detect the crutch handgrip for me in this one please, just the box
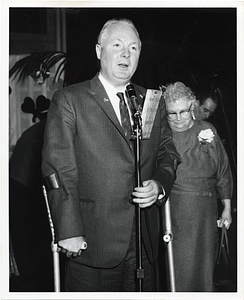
[51,241,59,253]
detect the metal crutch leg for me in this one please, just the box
[42,185,60,292]
[163,197,175,292]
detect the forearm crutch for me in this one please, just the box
[163,197,175,292]
[42,185,61,292]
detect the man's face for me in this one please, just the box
[195,97,217,120]
[96,22,141,88]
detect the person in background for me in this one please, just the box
[41,18,180,292]
[9,107,53,291]
[194,89,218,120]
[163,82,232,291]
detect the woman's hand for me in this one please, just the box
[218,199,232,229]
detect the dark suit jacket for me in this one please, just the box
[42,74,180,268]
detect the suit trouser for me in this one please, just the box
[64,218,157,292]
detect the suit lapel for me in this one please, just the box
[90,75,129,141]
[90,75,147,149]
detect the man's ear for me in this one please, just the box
[194,99,200,108]
[95,44,101,60]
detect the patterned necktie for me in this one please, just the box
[117,92,131,138]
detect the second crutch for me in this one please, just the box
[162,197,175,292]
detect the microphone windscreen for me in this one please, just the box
[126,84,137,100]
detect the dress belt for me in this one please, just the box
[171,189,215,197]
[171,178,216,197]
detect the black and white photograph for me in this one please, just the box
[1,1,243,299]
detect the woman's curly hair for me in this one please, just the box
[163,82,196,103]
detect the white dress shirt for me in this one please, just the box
[98,73,133,125]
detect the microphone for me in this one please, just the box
[126,84,142,114]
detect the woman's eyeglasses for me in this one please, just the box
[167,103,193,120]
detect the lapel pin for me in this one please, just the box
[103,98,109,102]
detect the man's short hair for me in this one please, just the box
[196,88,219,106]
[97,18,141,46]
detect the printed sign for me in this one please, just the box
[141,89,162,139]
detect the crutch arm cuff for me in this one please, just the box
[43,173,60,192]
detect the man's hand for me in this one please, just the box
[57,236,87,258]
[132,180,162,208]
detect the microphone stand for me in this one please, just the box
[131,108,144,292]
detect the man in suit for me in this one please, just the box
[42,18,180,292]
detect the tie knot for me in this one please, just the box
[116,92,125,102]
[117,92,131,137]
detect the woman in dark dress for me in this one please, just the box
[163,82,233,292]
